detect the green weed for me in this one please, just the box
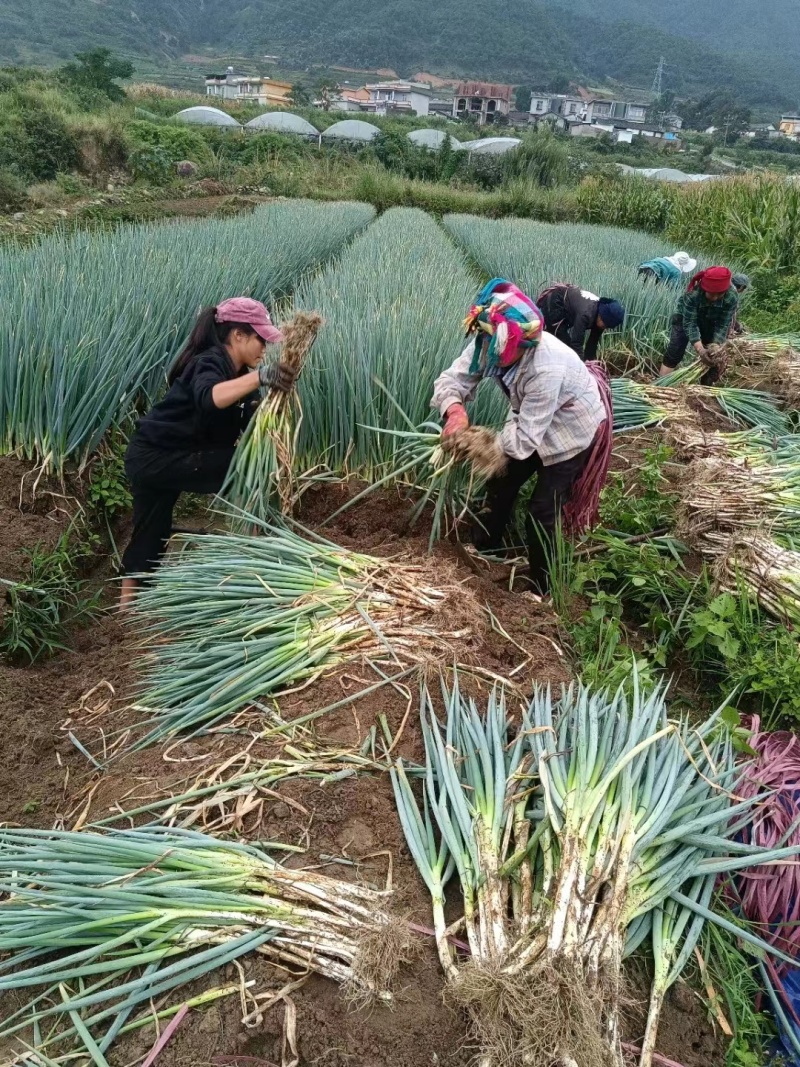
[0,526,101,664]
[88,433,131,517]
[701,919,775,1067]
[600,442,678,535]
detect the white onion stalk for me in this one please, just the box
[393,671,800,1067]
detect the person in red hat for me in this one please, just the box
[119,297,295,606]
[658,266,738,383]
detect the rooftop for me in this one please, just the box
[455,81,513,102]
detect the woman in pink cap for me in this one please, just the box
[119,297,294,605]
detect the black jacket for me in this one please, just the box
[133,347,259,452]
[538,285,602,362]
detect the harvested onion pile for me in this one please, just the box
[391,674,800,1067]
[131,523,479,748]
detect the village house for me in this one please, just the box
[362,81,432,117]
[529,91,648,125]
[453,81,513,126]
[779,114,800,138]
[205,68,293,108]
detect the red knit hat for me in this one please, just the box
[688,266,732,294]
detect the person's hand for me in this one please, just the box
[442,403,469,437]
[259,360,297,393]
[693,341,707,358]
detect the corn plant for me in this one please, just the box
[0,200,374,472]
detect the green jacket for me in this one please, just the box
[677,287,738,345]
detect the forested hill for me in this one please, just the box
[0,0,797,109]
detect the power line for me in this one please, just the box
[651,56,665,97]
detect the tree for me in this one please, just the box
[315,78,336,111]
[679,91,751,137]
[547,74,572,95]
[290,81,313,107]
[59,48,134,102]
[515,85,532,112]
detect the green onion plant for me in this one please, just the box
[0,201,373,472]
[391,671,800,1067]
[0,825,399,1060]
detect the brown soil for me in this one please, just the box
[0,458,726,1067]
[0,455,77,581]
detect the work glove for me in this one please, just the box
[442,403,469,437]
[259,360,297,393]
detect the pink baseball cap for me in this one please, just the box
[215,297,283,344]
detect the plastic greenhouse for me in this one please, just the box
[175,107,242,128]
[245,113,320,137]
[407,129,464,151]
[465,137,521,156]
[321,120,381,143]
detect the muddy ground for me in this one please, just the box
[0,454,727,1067]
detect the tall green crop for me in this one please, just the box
[0,200,374,472]
[443,213,707,362]
[293,207,503,478]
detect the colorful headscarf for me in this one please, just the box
[464,278,544,374]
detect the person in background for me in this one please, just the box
[638,251,697,286]
[729,273,751,336]
[536,283,626,362]
[119,297,296,607]
[658,266,739,384]
[431,278,613,594]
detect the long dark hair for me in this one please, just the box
[167,306,256,386]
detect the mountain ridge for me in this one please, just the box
[0,0,797,109]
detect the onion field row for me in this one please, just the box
[443,214,708,361]
[0,200,374,472]
[293,206,503,477]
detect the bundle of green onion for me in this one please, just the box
[708,385,789,434]
[666,425,800,467]
[727,335,800,400]
[677,454,800,546]
[0,825,402,1061]
[221,311,323,529]
[742,333,800,354]
[611,377,789,436]
[392,673,800,1067]
[610,377,673,432]
[131,523,474,748]
[326,420,500,548]
[709,533,800,627]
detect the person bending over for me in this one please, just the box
[119,297,295,606]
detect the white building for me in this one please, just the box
[362,81,431,117]
[204,67,293,108]
[529,91,647,125]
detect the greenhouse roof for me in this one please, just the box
[619,165,722,183]
[407,129,464,151]
[175,106,242,128]
[465,137,521,156]
[245,112,319,136]
[321,120,381,142]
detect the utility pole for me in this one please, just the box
[651,56,665,97]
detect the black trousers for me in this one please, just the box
[473,445,593,593]
[121,438,234,575]
[662,314,719,384]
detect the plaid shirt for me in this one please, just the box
[678,287,738,345]
[432,333,605,466]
